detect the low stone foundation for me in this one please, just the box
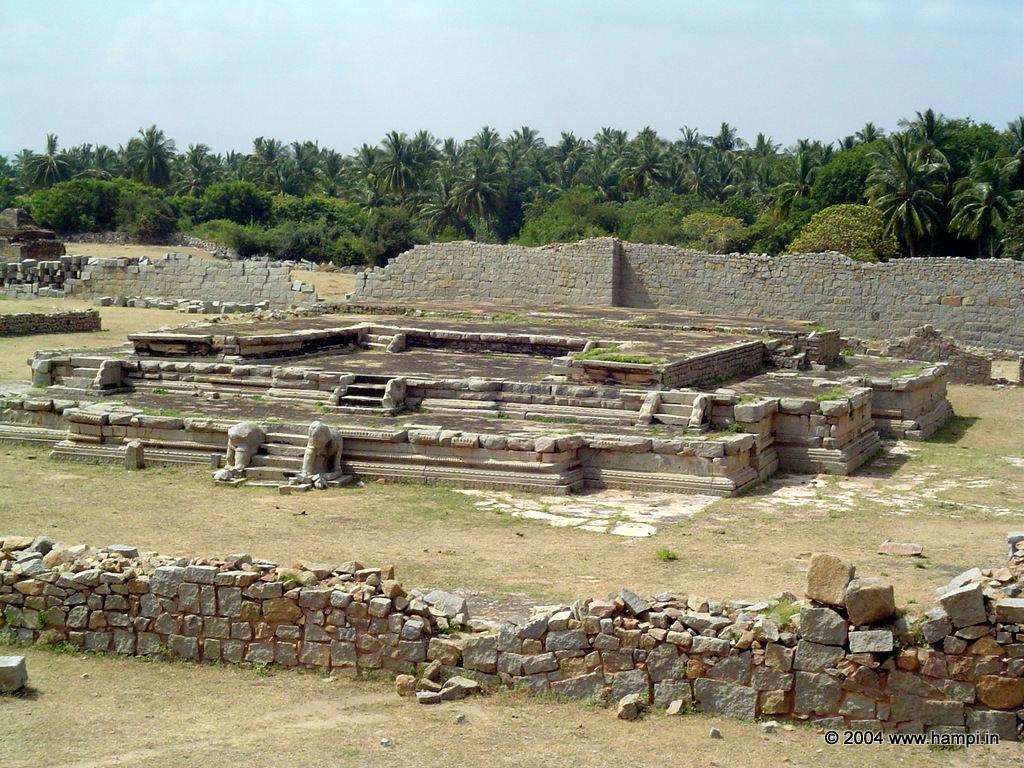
[0,310,100,337]
[2,537,1021,740]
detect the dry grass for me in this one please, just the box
[2,645,1014,768]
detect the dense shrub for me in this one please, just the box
[789,204,899,262]
[198,182,272,225]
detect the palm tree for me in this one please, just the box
[290,141,322,195]
[677,126,703,152]
[551,132,590,189]
[451,151,505,239]
[771,151,820,220]
[377,131,421,197]
[750,133,780,157]
[616,127,667,199]
[1004,117,1024,153]
[709,122,745,151]
[21,134,73,190]
[123,125,176,187]
[172,144,222,197]
[855,122,885,145]
[950,157,1023,257]
[866,133,947,257]
[318,150,348,197]
[899,109,950,165]
[246,137,289,190]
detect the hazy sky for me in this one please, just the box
[1,0,1021,158]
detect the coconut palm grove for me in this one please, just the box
[3,109,1023,265]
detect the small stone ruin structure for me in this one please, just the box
[0,208,65,262]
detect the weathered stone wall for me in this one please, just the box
[64,254,317,308]
[352,239,617,306]
[2,538,1021,740]
[0,310,100,336]
[2,254,317,308]
[618,244,1024,352]
[349,239,1024,351]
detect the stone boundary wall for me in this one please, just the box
[619,244,1024,353]
[1,538,1021,740]
[348,239,1024,352]
[2,254,316,308]
[0,310,100,336]
[352,238,617,306]
[64,254,317,308]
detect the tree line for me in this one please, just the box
[2,109,1022,265]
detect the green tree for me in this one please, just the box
[616,128,668,199]
[123,125,176,187]
[771,151,819,220]
[866,134,947,257]
[949,158,1022,258]
[679,212,746,253]
[21,134,73,190]
[789,204,899,261]
[172,144,222,198]
[1001,198,1024,259]
[199,181,272,225]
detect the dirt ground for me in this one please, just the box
[62,243,216,260]
[3,646,1014,768]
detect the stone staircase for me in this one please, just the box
[243,431,306,486]
[323,373,393,414]
[363,332,399,351]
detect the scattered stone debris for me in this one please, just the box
[878,540,924,557]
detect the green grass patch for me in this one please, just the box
[574,347,662,365]
[814,387,846,402]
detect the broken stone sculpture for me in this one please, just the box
[295,420,344,489]
[688,394,711,430]
[382,377,407,412]
[93,359,123,390]
[213,421,265,482]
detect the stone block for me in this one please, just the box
[844,578,895,626]
[0,656,27,693]
[799,606,848,646]
[694,678,757,720]
[653,680,692,708]
[939,583,987,629]
[966,709,1019,741]
[848,629,894,654]
[549,671,604,700]
[993,598,1024,624]
[805,553,855,607]
[976,675,1024,710]
[794,671,842,715]
[793,640,844,672]
[610,669,650,700]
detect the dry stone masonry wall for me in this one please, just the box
[2,253,317,308]
[353,238,618,306]
[349,239,1024,352]
[2,538,1022,740]
[0,310,100,336]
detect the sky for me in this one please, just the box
[1,0,1021,159]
